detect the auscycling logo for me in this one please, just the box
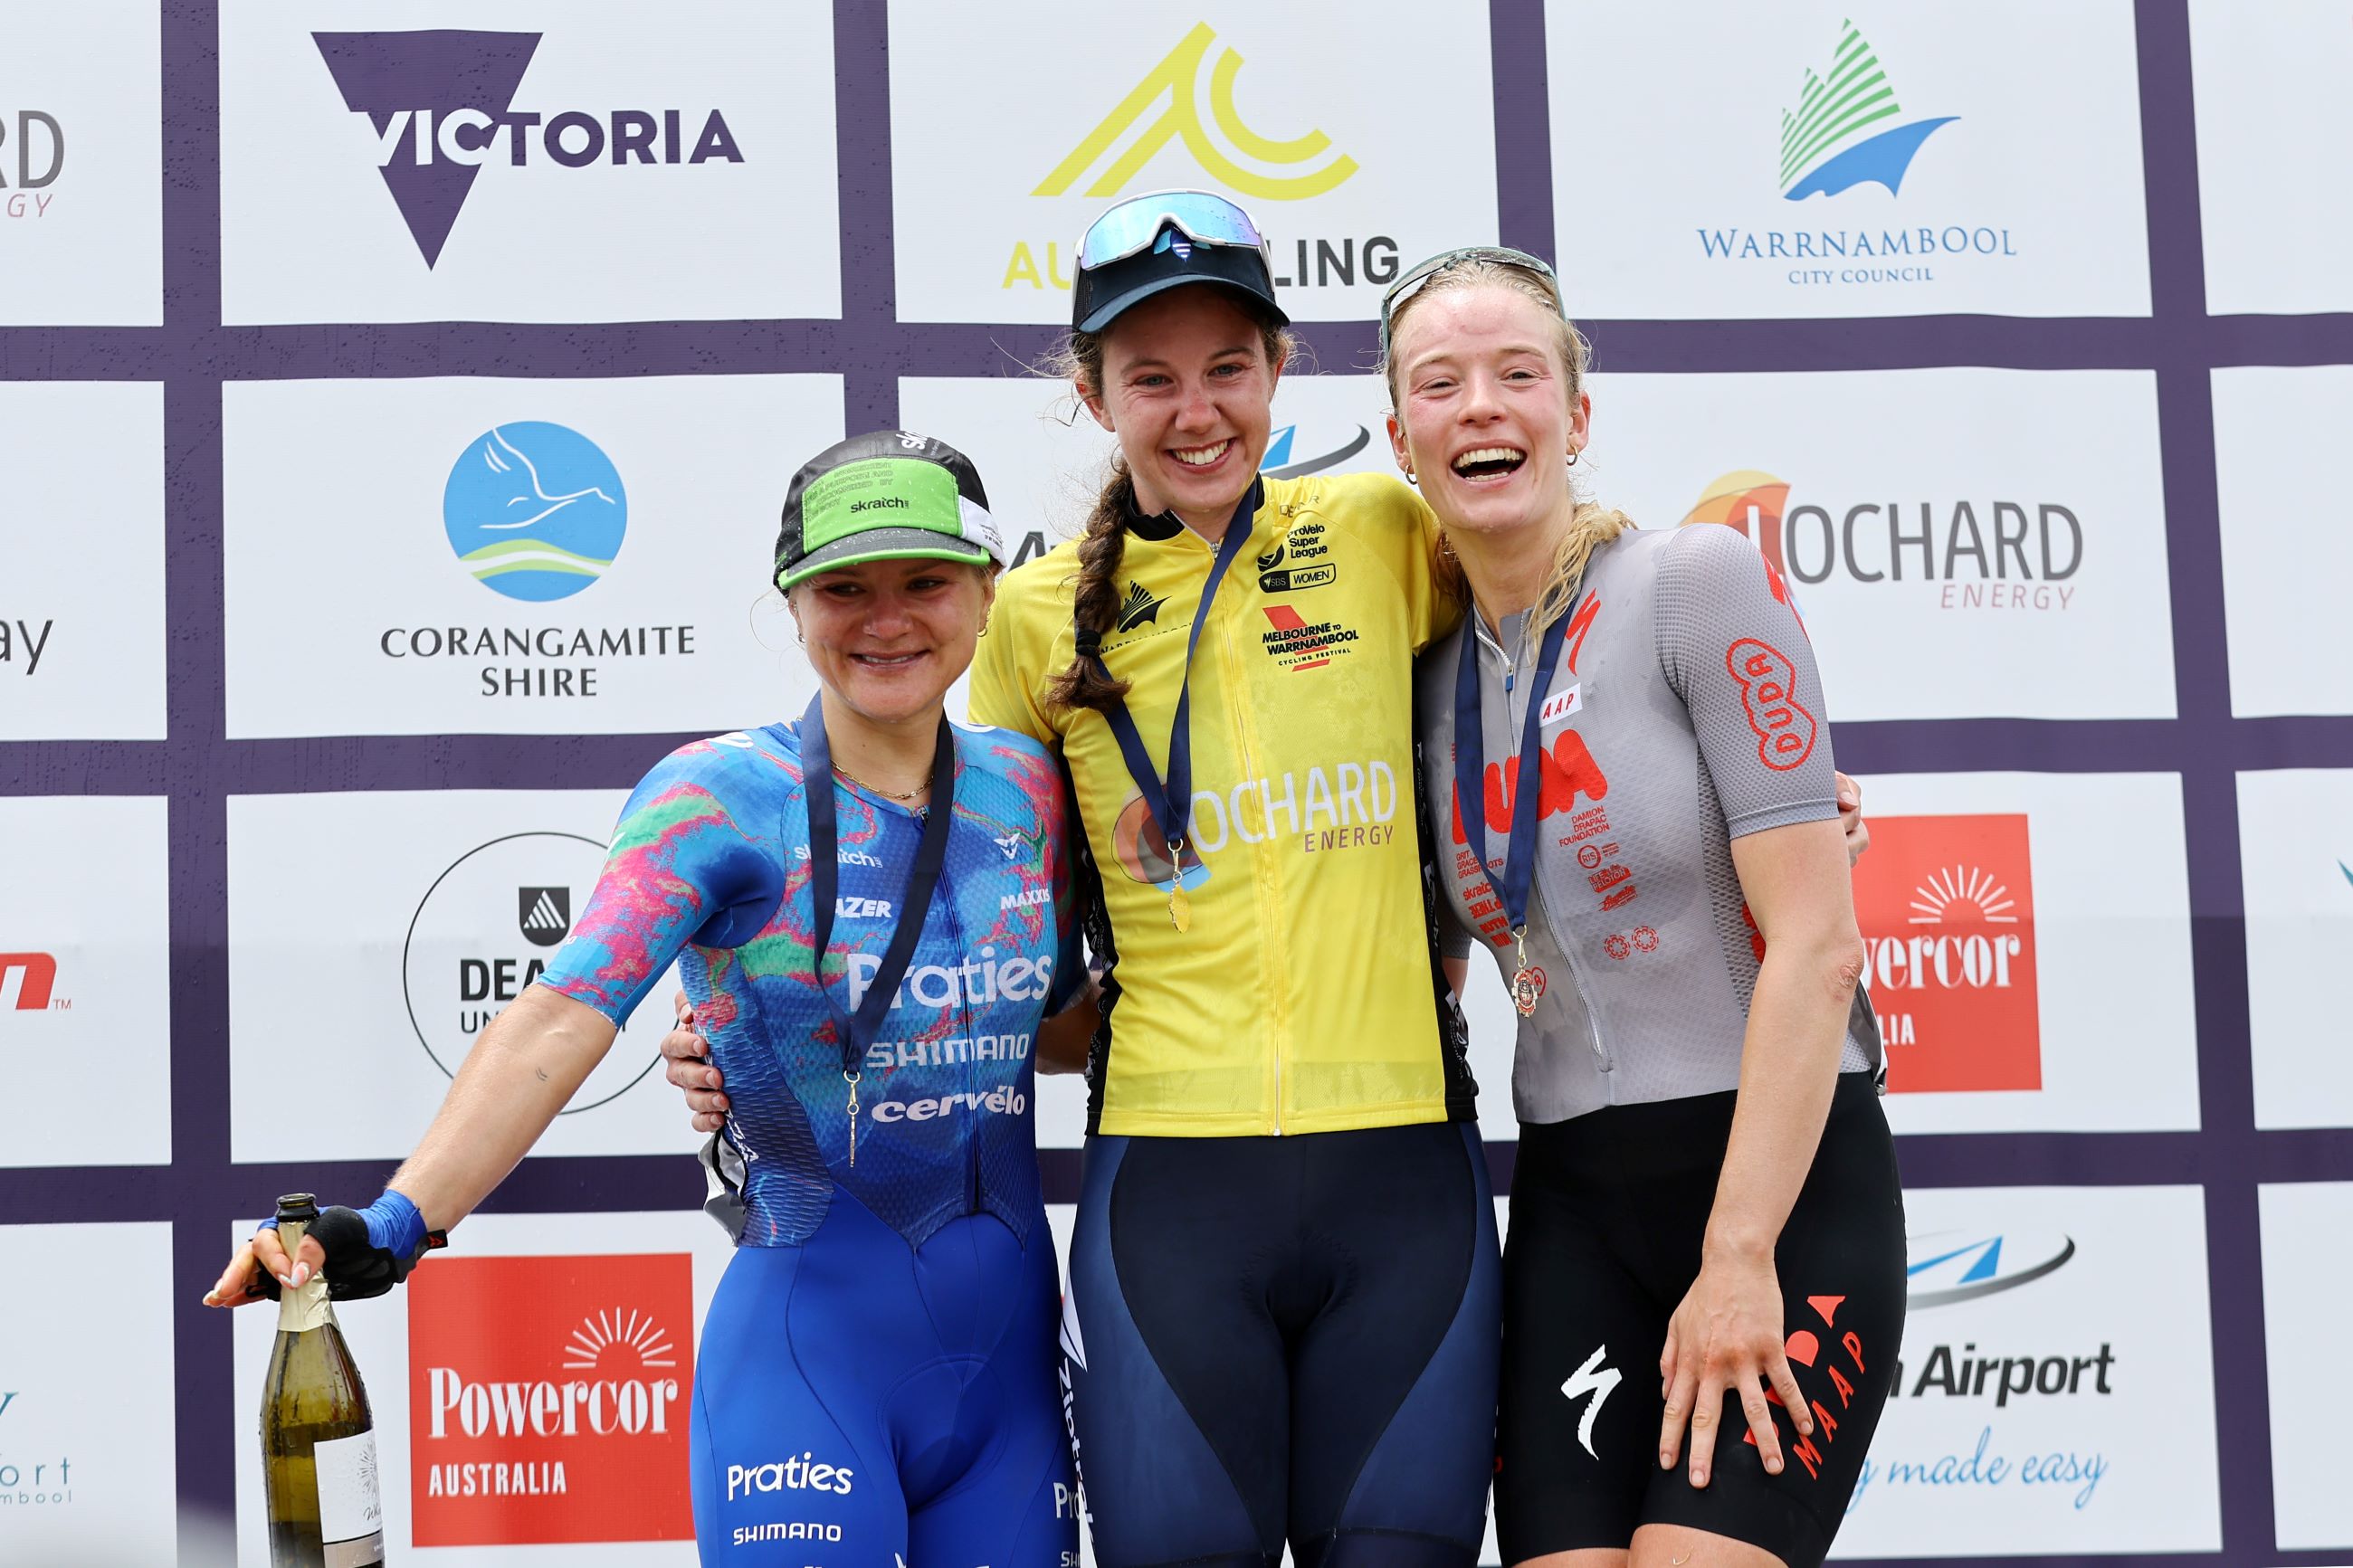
[312,30,746,268]
[1698,18,2015,290]
[1005,24,1397,298]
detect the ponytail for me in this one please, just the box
[1045,458,1138,714]
[1532,501,1637,634]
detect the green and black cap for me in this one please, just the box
[774,430,1005,592]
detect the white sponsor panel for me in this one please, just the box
[0,0,160,324]
[2260,1182,2353,1549]
[231,1210,736,1566]
[2235,769,2353,1128]
[0,797,171,1166]
[1550,1,2150,318]
[898,375,1535,1148]
[1839,1185,2218,1555]
[2212,367,2353,717]
[1586,367,2175,720]
[888,1,1496,323]
[227,789,697,1162]
[222,375,835,737]
[2190,3,2353,314]
[0,1223,176,1564]
[1853,773,2197,1134]
[0,383,165,739]
[219,1,839,324]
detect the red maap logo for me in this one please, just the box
[0,953,59,1011]
[311,31,746,267]
[408,1252,694,1545]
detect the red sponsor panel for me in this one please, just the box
[1853,814,2041,1092]
[0,952,58,1011]
[408,1252,695,1545]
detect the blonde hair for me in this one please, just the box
[1380,258,1635,632]
[1043,305,1295,713]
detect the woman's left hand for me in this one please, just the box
[1657,1246,1812,1487]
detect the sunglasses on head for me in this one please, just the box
[1377,245,1567,362]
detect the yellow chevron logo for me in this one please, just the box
[1037,24,1358,203]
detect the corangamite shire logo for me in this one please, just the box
[3,109,65,220]
[1681,470,2085,615]
[1853,814,2041,1093]
[312,31,746,268]
[1007,24,1396,299]
[1779,19,1956,202]
[410,1253,693,1545]
[443,423,627,603]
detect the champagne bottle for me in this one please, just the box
[261,1193,386,1567]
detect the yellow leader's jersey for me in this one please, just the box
[969,471,1474,1137]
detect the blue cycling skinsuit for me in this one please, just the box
[540,717,1082,1565]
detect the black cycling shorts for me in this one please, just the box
[1062,1122,1502,1567]
[1496,1072,1905,1568]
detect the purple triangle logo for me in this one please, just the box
[312,30,541,268]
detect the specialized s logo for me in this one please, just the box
[1560,1345,1619,1459]
[1036,24,1356,201]
[1725,639,1817,770]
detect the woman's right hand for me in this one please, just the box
[662,991,730,1134]
[204,1226,325,1308]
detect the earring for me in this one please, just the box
[1566,449,1580,467]
[1405,467,1418,486]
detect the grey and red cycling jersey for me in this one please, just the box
[1415,522,1881,1125]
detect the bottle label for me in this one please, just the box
[314,1428,386,1563]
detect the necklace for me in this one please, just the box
[832,762,927,803]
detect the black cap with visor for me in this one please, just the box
[1071,189,1288,335]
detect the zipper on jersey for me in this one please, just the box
[1221,527,1283,1135]
[941,885,982,1215]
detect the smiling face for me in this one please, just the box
[786,557,996,727]
[1385,283,1591,546]
[1082,285,1284,529]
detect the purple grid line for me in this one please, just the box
[0,0,2344,1560]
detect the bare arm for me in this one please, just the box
[1658,814,1865,1486]
[1035,979,1101,1075]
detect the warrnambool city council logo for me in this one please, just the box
[443,423,627,603]
[1779,19,1956,201]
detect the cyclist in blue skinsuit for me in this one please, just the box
[208,432,1086,1567]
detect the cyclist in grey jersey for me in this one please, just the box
[1415,520,1882,1124]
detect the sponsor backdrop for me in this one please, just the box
[0,2,2347,1564]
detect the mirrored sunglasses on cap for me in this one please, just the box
[1378,244,1566,361]
[1076,188,1272,271]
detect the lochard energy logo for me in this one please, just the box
[1681,470,2085,615]
[410,1253,693,1545]
[1005,24,1399,299]
[1,109,65,221]
[311,31,746,269]
[1852,815,2042,1093]
[1698,18,2017,292]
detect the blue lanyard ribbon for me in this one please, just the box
[1452,595,1581,946]
[800,689,957,1088]
[1084,480,1262,860]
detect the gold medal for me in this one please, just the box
[1168,881,1192,933]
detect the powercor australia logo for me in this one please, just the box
[402,832,662,1114]
[0,952,67,1012]
[377,421,697,701]
[1852,814,2041,1092]
[1005,23,1398,297]
[1682,470,2085,615]
[0,109,65,221]
[410,1254,693,1545]
[0,1388,75,1507]
[312,30,747,269]
[1697,19,2016,291]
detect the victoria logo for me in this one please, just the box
[311,31,746,269]
[443,423,627,603]
[1778,19,1956,201]
[1037,24,1354,202]
[403,833,658,1112]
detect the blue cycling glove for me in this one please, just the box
[256,1189,445,1302]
